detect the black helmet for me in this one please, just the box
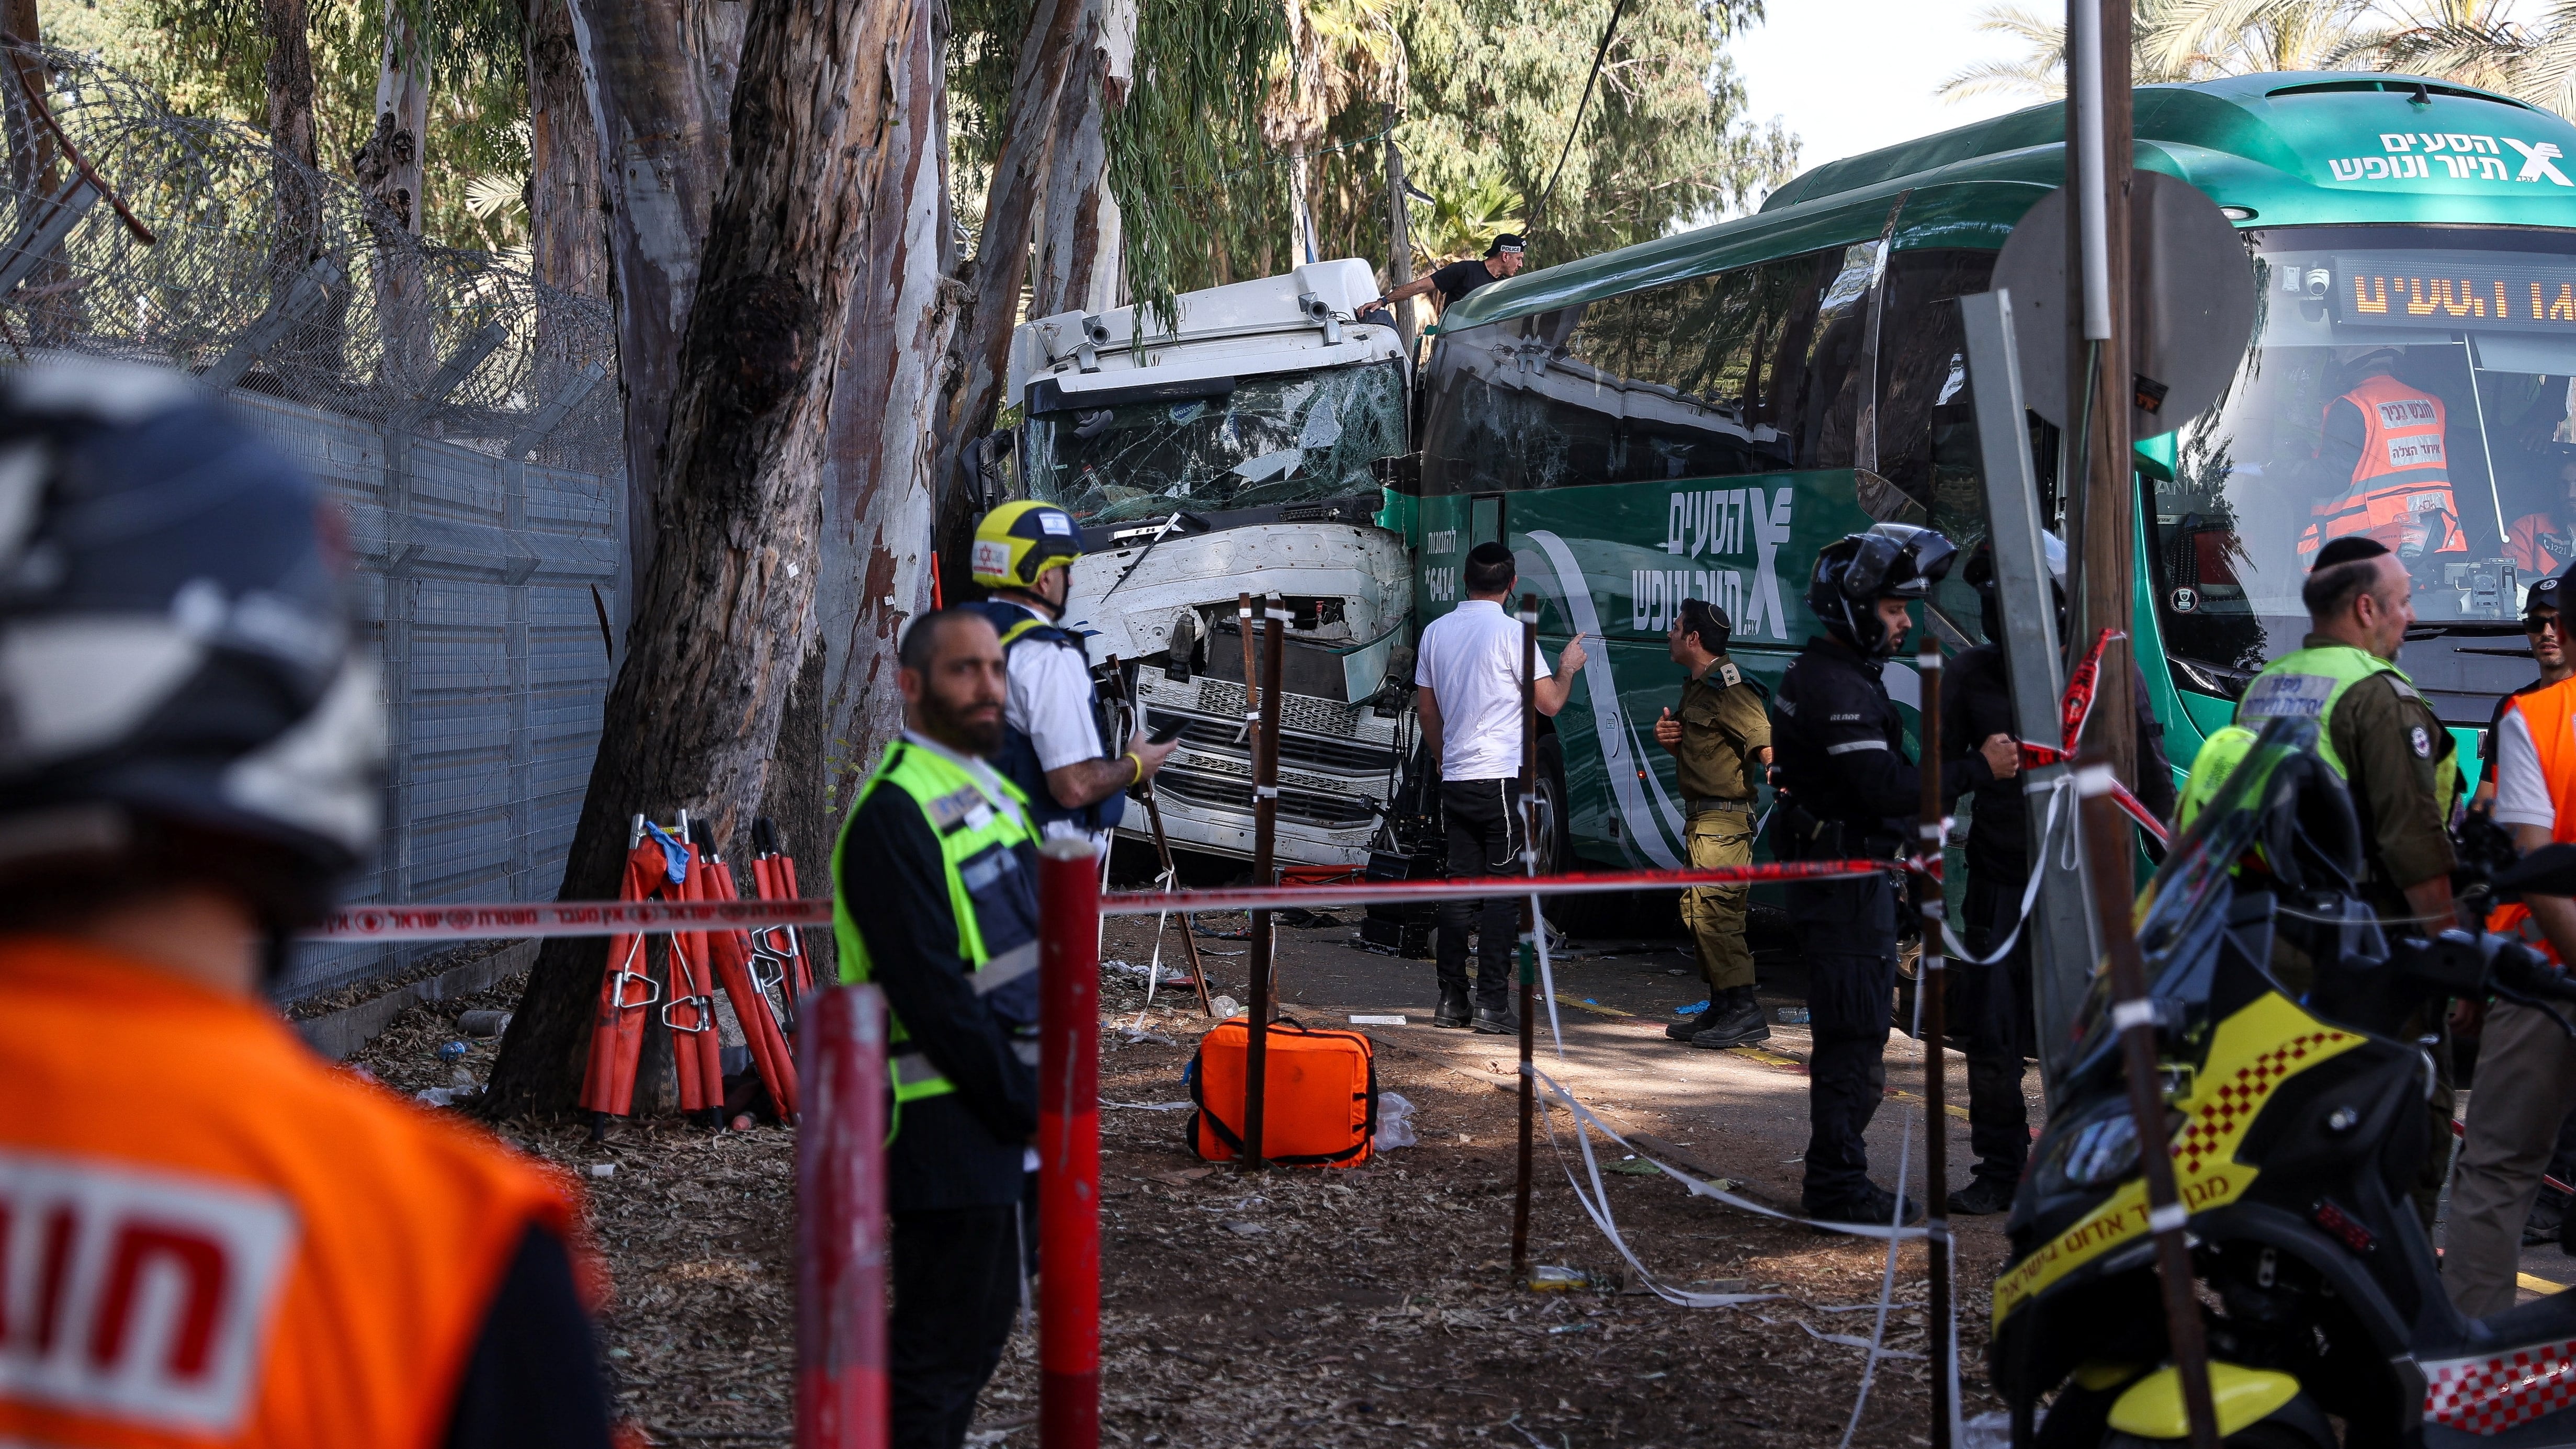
[1805,524,1958,658]
[1961,530,2067,640]
[0,360,382,942]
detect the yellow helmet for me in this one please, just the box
[971,500,1086,590]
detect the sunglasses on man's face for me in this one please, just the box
[2530,613,2564,636]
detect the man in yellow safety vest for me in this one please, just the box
[833,607,1044,1449]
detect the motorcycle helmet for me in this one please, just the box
[971,499,1087,591]
[1804,523,1958,658]
[0,359,384,949]
[1961,530,2069,641]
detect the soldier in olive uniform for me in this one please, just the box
[1654,598,1775,1048]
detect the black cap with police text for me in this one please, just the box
[1486,233,1525,257]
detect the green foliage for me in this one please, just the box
[1106,0,1289,326]
[114,0,528,248]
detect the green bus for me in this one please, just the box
[1410,71,2576,870]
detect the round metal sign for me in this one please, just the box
[1991,171,2258,437]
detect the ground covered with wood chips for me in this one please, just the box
[342,914,2007,1447]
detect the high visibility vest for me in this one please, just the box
[2507,510,2574,578]
[0,939,582,1449]
[2176,643,2457,829]
[961,599,1126,835]
[2488,677,2576,962]
[2297,374,2465,561]
[832,735,1043,1109]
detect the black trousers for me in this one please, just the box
[891,1205,1023,1449]
[1959,861,2036,1188]
[1788,868,1899,1213]
[1438,778,1526,1008]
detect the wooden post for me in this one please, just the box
[1241,596,1285,1170]
[2065,0,2137,784]
[2078,760,2219,1449]
[1382,100,1416,360]
[1510,592,1539,1274]
[1916,634,1952,1449]
[794,985,887,1449]
[1035,840,1102,1449]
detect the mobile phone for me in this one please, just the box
[1146,718,1187,745]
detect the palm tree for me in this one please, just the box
[1938,4,2069,102]
[1260,0,1400,267]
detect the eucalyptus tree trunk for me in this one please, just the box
[486,0,925,1117]
[262,0,320,259]
[353,1,429,391]
[563,0,745,622]
[1032,0,1135,318]
[812,0,958,819]
[525,0,605,301]
[930,0,1084,580]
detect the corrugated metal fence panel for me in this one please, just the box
[231,392,623,1001]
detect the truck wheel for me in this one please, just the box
[1535,733,1573,876]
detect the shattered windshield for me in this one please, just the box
[1025,361,1408,526]
[2155,225,2576,670]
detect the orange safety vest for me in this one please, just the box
[0,939,586,1449]
[2298,374,2467,561]
[2489,678,2576,963]
[2508,510,2574,578]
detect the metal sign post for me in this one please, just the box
[1959,288,2099,1101]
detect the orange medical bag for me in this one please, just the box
[1187,1016,1378,1167]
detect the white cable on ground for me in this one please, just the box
[1935,772,2071,967]
[1533,895,1565,1060]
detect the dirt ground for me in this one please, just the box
[342,908,2039,1447]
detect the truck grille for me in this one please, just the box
[1145,709,1397,776]
[1153,767,1380,832]
[1194,678,1364,738]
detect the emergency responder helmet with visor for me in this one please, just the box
[972,500,1087,591]
[1805,523,1958,657]
[0,359,385,947]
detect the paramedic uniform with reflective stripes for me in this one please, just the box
[2180,636,2461,1228]
[963,598,1125,844]
[0,938,607,1449]
[834,731,1042,1449]
[1769,632,1996,1219]
[2300,372,2465,563]
[2450,675,2576,1316]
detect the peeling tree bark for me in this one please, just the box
[261,0,320,266]
[563,0,744,628]
[352,1,429,389]
[1031,0,1134,318]
[486,0,931,1117]
[525,0,605,302]
[930,0,1084,580]
[814,0,959,817]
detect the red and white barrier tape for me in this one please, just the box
[307,860,1889,940]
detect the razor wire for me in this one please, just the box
[0,44,622,476]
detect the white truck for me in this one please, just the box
[1004,258,1416,868]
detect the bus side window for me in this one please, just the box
[1469,495,1504,550]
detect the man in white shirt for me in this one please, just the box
[2449,573,2576,1314]
[1414,541,1588,1032]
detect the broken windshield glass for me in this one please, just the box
[1025,361,1408,526]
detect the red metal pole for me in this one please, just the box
[796,984,888,1449]
[1038,838,1102,1449]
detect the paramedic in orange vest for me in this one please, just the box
[0,363,611,1448]
[2449,563,2576,1316]
[2300,350,2466,568]
[2505,446,2576,579]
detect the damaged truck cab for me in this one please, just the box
[1009,259,1419,866]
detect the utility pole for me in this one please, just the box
[1382,101,1416,360]
[2064,0,2138,786]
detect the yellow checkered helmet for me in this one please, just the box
[971,500,1087,590]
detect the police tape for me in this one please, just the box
[304,861,1893,939]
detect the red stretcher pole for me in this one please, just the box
[691,820,803,1120]
[581,823,669,1140]
[796,983,888,1449]
[1037,838,1101,1449]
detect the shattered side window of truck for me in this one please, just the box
[1025,360,1408,526]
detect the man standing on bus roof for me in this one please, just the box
[1770,525,2018,1226]
[2297,349,2466,570]
[965,501,1178,849]
[1652,598,1773,1049]
[1363,234,1526,319]
[1415,541,1587,1033]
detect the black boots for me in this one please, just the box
[1666,998,1720,1040]
[1688,987,1770,1049]
[1432,983,1472,1029]
[1949,1176,2017,1216]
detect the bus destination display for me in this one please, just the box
[2333,251,2576,333]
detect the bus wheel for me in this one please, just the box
[1535,733,1573,875]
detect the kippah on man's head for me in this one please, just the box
[2310,536,2390,571]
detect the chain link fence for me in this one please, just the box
[0,47,629,999]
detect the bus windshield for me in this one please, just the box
[2153,225,2576,674]
[1025,360,1408,526]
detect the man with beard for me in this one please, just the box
[834,608,1044,1449]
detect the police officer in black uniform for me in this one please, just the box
[1771,524,2019,1224]
[1942,536,2174,1215]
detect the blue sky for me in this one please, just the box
[1728,0,2042,182]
